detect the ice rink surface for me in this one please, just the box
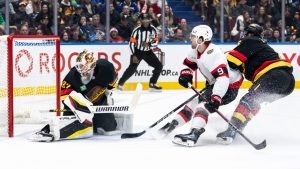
[1,89,300,169]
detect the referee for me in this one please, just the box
[117,13,163,91]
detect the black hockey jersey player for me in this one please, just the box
[61,59,117,105]
[226,36,293,82]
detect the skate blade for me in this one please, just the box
[216,137,233,145]
[172,137,195,147]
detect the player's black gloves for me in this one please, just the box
[178,68,193,88]
[204,95,221,113]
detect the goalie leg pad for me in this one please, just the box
[30,115,93,141]
[115,113,133,133]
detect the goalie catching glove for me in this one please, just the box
[179,68,193,88]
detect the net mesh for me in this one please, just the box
[0,36,59,136]
[0,36,9,136]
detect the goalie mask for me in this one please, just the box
[75,50,96,81]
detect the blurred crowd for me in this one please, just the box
[0,0,300,43]
[196,0,300,42]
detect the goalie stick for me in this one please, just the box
[121,88,206,139]
[45,83,143,115]
[190,85,267,150]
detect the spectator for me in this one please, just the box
[231,11,252,41]
[269,29,280,42]
[78,15,93,41]
[232,0,253,18]
[117,0,139,14]
[109,2,120,27]
[203,0,217,32]
[11,1,32,26]
[254,6,271,26]
[149,0,168,15]
[26,0,41,19]
[116,14,133,41]
[148,6,159,27]
[109,27,125,43]
[69,25,83,42]
[157,16,175,41]
[92,0,105,14]
[164,5,177,27]
[35,27,44,35]
[71,4,83,26]
[60,0,74,26]
[292,12,300,38]
[168,28,187,42]
[90,14,106,41]
[38,15,53,35]
[9,26,17,35]
[82,0,97,19]
[61,29,70,42]
[17,24,29,35]
[120,5,136,26]
[263,20,273,41]
[35,1,52,27]
[178,18,191,41]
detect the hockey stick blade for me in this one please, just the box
[254,139,267,150]
[121,130,146,139]
[121,89,205,139]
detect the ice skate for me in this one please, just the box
[216,127,237,145]
[216,117,246,145]
[149,83,162,92]
[158,120,179,137]
[172,128,205,147]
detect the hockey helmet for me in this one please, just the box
[190,25,213,42]
[244,23,264,37]
[75,49,96,77]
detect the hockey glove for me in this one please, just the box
[178,68,193,88]
[204,95,221,113]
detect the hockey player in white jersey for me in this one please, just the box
[162,25,243,147]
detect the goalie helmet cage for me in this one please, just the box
[0,35,61,137]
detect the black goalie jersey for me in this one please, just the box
[60,59,118,105]
[227,36,293,82]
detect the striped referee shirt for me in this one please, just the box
[129,25,159,55]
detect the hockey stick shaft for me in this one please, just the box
[47,105,131,114]
[190,85,266,150]
[121,88,205,139]
[46,83,143,115]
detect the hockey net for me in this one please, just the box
[0,35,60,137]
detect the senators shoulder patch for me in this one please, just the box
[207,49,214,54]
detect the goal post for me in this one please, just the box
[0,35,61,137]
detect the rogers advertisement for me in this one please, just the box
[11,43,300,89]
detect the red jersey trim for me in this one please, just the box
[229,50,248,62]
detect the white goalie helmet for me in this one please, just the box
[75,49,96,77]
[190,25,213,41]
